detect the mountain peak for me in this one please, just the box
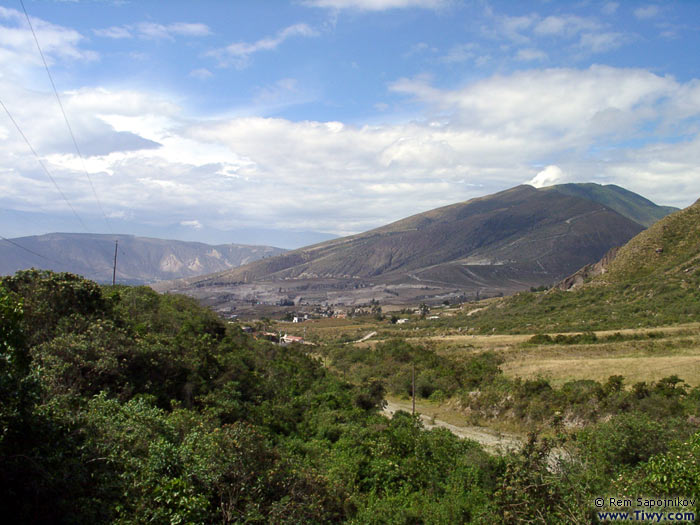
[539,182,677,227]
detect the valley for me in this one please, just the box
[3,192,700,522]
[4,1,700,520]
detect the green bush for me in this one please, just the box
[577,413,680,475]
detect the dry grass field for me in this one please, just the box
[501,354,700,387]
[418,323,700,388]
[272,317,386,343]
[279,316,700,388]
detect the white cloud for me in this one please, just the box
[405,42,431,57]
[137,22,211,39]
[578,31,630,53]
[302,0,447,10]
[441,43,477,64]
[602,3,619,15]
[390,66,677,146]
[528,165,566,188]
[534,15,598,37]
[93,26,131,39]
[634,5,660,20]
[498,14,538,42]
[189,68,213,80]
[253,78,298,104]
[3,65,700,236]
[0,6,97,75]
[491,9,633,58]
[207,23,317,68]
[515,48,547,62]
[180,219,203,229]
[94,22,211,41]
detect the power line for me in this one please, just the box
[19,0,114,235]
[0,235,61,265]
[0,97,91,233]
[0,234,122,283]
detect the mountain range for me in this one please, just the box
[0,233,286,285]
[0,208,336,250]
[153,183,677,314]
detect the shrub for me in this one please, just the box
[577,413,678,475]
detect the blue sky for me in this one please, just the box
[2,0,700,246]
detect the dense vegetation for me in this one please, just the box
[2,269,699,523]
[0,270,499,523]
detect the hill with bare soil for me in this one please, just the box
[154,183,674,313]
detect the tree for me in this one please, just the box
[419,303,429,318]
[0,284,32,446]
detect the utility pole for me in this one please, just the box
[112,239,118,286]
[412,363,416,416]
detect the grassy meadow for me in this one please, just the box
[275,311,700,388]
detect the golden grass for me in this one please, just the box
[501,354,700,387]
[497,328,700,388]
[412,324,700,387]
[284,316,700,387]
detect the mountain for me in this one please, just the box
[0,233,286,285]
[155,183,675,313]
[466,196,700,333]
[589,196,700,284]
[540,183,678,227]
[0,208,337,249]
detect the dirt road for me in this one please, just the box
[382,400,522,454]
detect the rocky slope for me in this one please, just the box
[154,183,674,311]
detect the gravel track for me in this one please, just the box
[382,400,522,454]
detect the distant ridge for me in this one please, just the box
[0,233,286,284]
[155,182,675,312]
[541,183,678,227]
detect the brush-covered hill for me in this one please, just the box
[156,183,674,311]
[0,233,285,285]
[466,197,700,333]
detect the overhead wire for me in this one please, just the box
[0,97,91,233]
[0,235,62,265]
[0,234,122,283]
[0,2,120,283]
[19,0,114,235]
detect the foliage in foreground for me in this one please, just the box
[2,269,700,524]
[0,270,499,523]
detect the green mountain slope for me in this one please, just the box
[467,198,700,333]
[595,197,700,282]
[541,183,678,227]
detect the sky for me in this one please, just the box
[1,0,700,248]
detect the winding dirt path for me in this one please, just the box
[355,331,377,343]
[382,400,522,454]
